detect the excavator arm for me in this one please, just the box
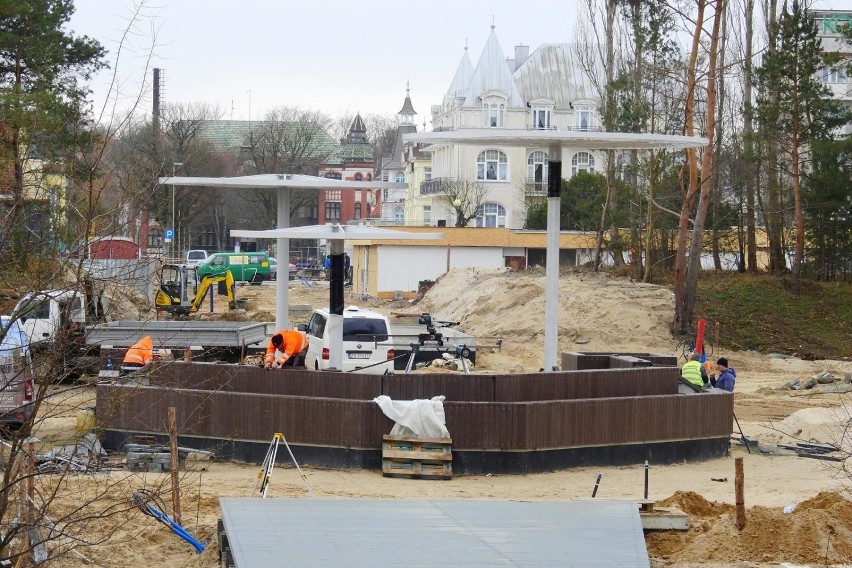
[190,271,237,312]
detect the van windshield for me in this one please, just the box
[343,318,389,342]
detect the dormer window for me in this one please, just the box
[576,106,594,131]
[531,107,552,129]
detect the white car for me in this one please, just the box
[301,306,394,374]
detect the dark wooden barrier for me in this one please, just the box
[97,358,732,474]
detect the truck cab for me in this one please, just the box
[13,290,102,348]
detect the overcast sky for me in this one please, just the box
[69,0,849,128]
[69,0,582,127]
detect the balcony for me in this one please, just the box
[420,177,454,195]
[525,177,548,196]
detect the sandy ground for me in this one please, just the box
[26,269,852,567]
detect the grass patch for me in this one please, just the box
[695,273,852,360]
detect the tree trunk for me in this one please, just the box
[594,0,618,271]
[683,0,724,328]
[744,0,758,271]
[672,0,707,336]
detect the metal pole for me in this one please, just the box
[275,187,291,330]
[592,473,602,498]
[643,460,649,500]
[328,234,345,371]
[168,407,182,525]
[544,150,562,372]
[171,163,183,262]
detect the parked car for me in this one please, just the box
[299,306,394,374]
[185,250,210,266]
[0,316,34,429]
[268,257,278,280]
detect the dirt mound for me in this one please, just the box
[647,491,852,565]
[413,268,677,368]
[657,490,733,517]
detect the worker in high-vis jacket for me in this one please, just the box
[680,352,708,388]
[264,330,309,368]
[122,335,154,372]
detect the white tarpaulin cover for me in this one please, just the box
[373,395,450,439]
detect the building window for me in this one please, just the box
[577,106,593,130]
[424,167,432,181]
[326,190,341,200]
[571,152,595,175]
[325,202,341,221]
[532,107,552,129]
[393,207,404,225]
[367,173,372,181]
[482,103,505,127]
[526,151,549,182]
[395,171,405,183]
[476,149,508,181]
[822,65,847,84]
[354,173,363,181]
[324,171,341,179]
[354,203,361,219]
[148,229,163,248]
[475,202,506,228]
[423,205,431,225]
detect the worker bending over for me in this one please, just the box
[265,330,309,368]
[122,335,154,373]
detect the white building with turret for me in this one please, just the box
[420,26,603,229]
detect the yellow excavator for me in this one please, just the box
[155,263,237,316]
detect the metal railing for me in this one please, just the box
[420,177,454,195]
[525,177,549,195]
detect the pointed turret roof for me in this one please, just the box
[445,46,473,103]
[398,82,417,116]
[462,27,523,108]
[350,113,367,134]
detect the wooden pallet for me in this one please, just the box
[382,435,453,479]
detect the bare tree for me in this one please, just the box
[435,179,488,227]
[243,106,335,228]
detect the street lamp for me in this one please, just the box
[452,199,461,226]
[171,162,183,259]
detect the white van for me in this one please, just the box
[185,250,210,266]
[300,306,394,374]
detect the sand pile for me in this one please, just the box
[648,491,852,564]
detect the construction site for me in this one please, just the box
[11,267,850,567]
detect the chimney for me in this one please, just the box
[514,45,530,70]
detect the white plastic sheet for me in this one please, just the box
[372,395,450,439]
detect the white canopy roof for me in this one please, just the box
[158,173,406,190]
[404,129,707,151]
[231,224,441,241]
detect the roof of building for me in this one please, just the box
[462,28,524,108]
[398,94,417,116]
[195,120,338,158]
[381,123,417,172]
[445,47,474,104]
[324,114,375,165]
[513,43,599,106]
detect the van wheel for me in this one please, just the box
[250,273,263,286]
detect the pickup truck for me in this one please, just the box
[0,316,34,429]
[13,287,270,380]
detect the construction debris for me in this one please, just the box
[778,370,852,393]
[36,432,108,473]
[125,442,213,473]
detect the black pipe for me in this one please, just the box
[330,253,344,316]
[591,473,602,498]
[643,460,649,500]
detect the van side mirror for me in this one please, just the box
[297,323,308,332]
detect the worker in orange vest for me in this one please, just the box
[264,330,309,368]
[122,335,154,372]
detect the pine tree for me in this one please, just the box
[0,0,105,255]
[755,0,849,292]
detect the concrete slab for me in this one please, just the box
[219,497,651,567]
